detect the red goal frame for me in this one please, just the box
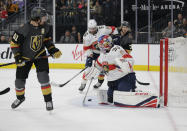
[160,38,168,106]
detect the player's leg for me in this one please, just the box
[93,53,104,89]
[35,58,53,111]
[117,73,137,92]
[79,53,100,91]
[107,81,118,103]
[79,67,92,91]
[11,62,33,109]
[114,73,159,107]
[93,71,104,89]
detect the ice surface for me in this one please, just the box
[0,69,187,131]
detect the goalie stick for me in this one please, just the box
[115,65,150,86]
[136,79,150,85]
[51,67,88,87]
[82,77,94,106]
[0,87,10,95]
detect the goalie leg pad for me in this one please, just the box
[97,89,108,104]
[113,91,160,108]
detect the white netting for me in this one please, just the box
[167,37,187,107]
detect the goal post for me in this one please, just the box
[160,37,187,107]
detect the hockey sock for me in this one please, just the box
[41,84,52,102]
[98,74,104,83]
[16,88,25,100]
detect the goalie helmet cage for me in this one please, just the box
[160,37,187,107]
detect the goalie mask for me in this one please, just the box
[98,35,113,53]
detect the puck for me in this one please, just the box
[88,99,92,101]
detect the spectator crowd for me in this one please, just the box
[0,0,186,44]
[162,13,187,38]
[0,0,24,29]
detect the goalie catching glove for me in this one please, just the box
[48,47,62,59]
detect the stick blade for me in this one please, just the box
[59,83,66,87]
[137,80,150,85]
[0,87,10,95]
[51,81,67,87]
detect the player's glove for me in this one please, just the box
[85,57,93,67]
[14,55,25,67]
[48,47,62,59]
[102,62,109,74]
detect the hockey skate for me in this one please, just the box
[93,82,102,89]
[11,97,25,109]
[46,101,53,111]
[78,84,86,92]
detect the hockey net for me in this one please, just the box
[160,37,187,107]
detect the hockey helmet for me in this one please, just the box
[88,19,97,34]
[98,35,113,53]
[121,21,130,28]
[31,7,48,21]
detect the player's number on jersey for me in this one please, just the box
[112,46,120,52]
[13,33,19,42]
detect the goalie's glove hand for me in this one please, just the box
[15,55,25,67]
[49,47,62,59]
[85,57,93,67]
[102,62,109,74]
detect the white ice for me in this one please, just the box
[0,69,187,131]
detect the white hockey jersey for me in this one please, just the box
[83,25,118,57]
[96,45,134,81]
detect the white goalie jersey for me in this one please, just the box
[83,25,118,57]
[95,45,134,81]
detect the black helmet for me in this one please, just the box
[121,21,130,28]
[31,7,47,21]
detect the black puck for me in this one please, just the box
[88,99,92,101]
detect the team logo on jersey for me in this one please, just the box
[30,35,42,52]
[92,41,99,50]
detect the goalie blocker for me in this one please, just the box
[97,89,160,108]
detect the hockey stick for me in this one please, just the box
[115,65,150,86]
[0,62,15,67]
[0,87,10,95]
[82,77,94,106]
[51,67,88,87]
[0,55,51,68]
[136,79,150,86]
